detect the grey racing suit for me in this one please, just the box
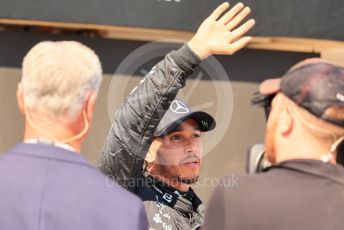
[98,44,206,230]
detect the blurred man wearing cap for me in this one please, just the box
[98,2,255,229]
[203,58,344,230]
[0,41,148,230]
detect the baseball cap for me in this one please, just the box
[259,58,344,127]
[154,99,216,137]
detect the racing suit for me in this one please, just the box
[98,44,205,230]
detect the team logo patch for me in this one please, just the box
[163,193,173,203]
[170,100,189,114]
[201,120,208,128]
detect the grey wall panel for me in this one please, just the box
[0,68,23,151]
[1,0,343,40]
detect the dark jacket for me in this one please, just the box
[0,143,148,230]
[98,44,205,229]
[203,159,344,230]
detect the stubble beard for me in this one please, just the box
[177,175,199,185]
[157,164,200,185]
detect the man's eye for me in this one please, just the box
[192,133,201,138]
[170,135,182,141]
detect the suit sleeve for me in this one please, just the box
[98,44,201,192]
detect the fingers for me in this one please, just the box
[218,2,244,24]
[225,36,252,55]
[231,19,256,41]
[226,6,251,31]
[209,2,230,21]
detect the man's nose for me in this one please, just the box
[184,140,200,155]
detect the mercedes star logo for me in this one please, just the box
[170,100,189,114]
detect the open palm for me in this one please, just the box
[188,2,255,59]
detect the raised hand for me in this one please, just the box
[188,2,255,59]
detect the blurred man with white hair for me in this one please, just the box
[0,41,148,230]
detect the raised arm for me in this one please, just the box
[99,44,202,191]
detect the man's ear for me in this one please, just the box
[16,82,25,114]
[85,91,98,123]
[279,106,294,137]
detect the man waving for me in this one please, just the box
[99,2,255,229]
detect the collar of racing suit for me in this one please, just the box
[145,174,203,214]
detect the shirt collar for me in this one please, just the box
[264,159,344,185]
[24,138,76,152]
[146,175,203,212]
